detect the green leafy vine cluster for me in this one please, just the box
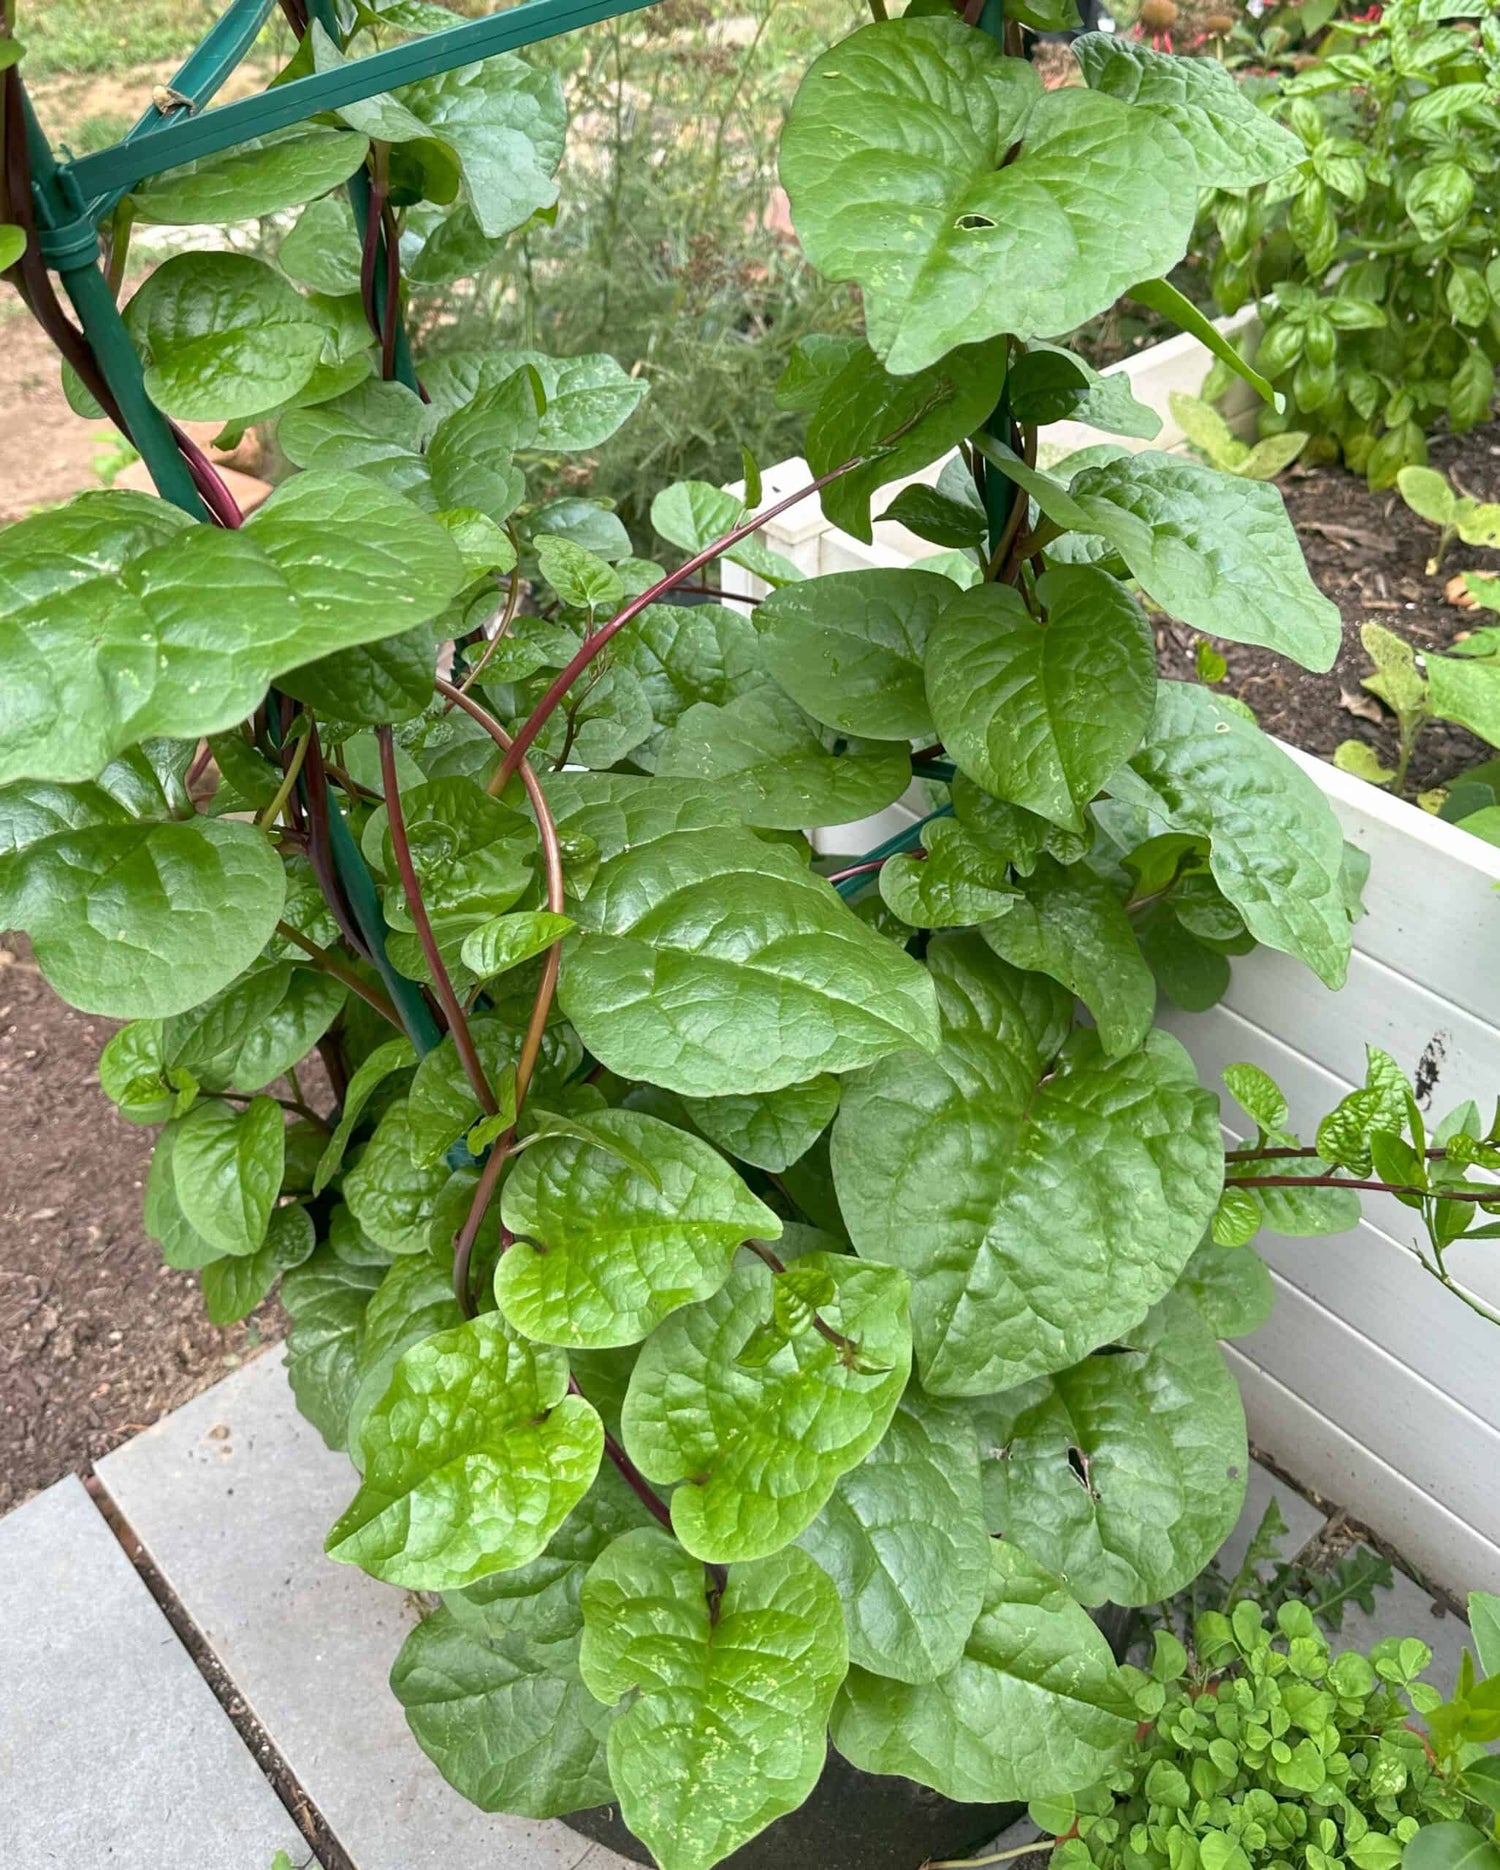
[1,4,1497,1869]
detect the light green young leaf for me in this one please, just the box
[805,338,1009,543]
[497,1109,780,1347]
[1073,33,1303,188]
[171,1096,285,1258]
[1169,391,1250,472]
[682,1076,842,1173]
[655,686,911,830]
[973,1290,1247,1606]
[123,253,337,421]
[1105,682,1352,987]
[281,1246,384,1450]
[559,827,942,1095]
[832,934,1222,1395]
[649,480,802,587]
[1428,653,1500,750]
[798,1386,989,1682]
[130,124,369,224]
[536,536,623,616]
[829,1538,1136,1800]
[985,447,1340,671]
[925,568,1156,833]
[393,56,567,238]
[1396,466,1458,529]
[7,816,285,1018]
[781,18,1195,375]
[878,816,1018,930]
[327,1311,603,1589]
[278,195,364,295]
[982,856,1156,1058]
[759,568,953,741]
[621,1253,912,1562]
[460,911,575,982]
[1222,1061,1290,1137]
[200,1203,316,1327]
[314,1037,417,1194]
[579,1530,847,1870]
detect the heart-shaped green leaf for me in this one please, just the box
[798,1386,989,1682]
[130,124,370,224]
[327,1311,603,1589]
[200,1203,316,1327]
[781,18,1195,374]
[682,1075,842,1173]
[579,1528,848,1870]
[829,1538,1135,1800]
[559,827,941,1095]
[620,1252,912,1562]
[972,1289,1247,1607]
[497,1109,780,1347]
[281,1246,385,1451]
[832,935,1223,1395]
[393,56,567,238]
[171,1095,285,1258]
[925,567,1156,832]
[423,348,648,449]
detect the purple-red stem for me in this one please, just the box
[1234,1174,1496,1201]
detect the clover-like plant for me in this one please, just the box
[3,4,1498,1869]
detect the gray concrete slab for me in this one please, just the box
[1216,1458,1330,1578]
[0,1473,311,1869]
[96,1348,627,1870]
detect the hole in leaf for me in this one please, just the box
[1066,1445,1100,1498]
[955,212,997,231]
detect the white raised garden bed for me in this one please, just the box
[722,320,1500,1601]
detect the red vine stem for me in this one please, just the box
[434,678,566,1315]
[1234,1174,1498,1202]
[376,726,496,1118]
[825,854,896,886]
[569,1376,674,1530]
[1227,1143,1454,1162]
[490,456,869,792]
[742,1238,860,1355]
[274,920,401,1028]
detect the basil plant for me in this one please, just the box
[3,5,1492,1870]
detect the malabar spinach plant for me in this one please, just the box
[1201,0,1500,487]
[3,5,1500,1870]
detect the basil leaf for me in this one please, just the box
[559,827,941,1095]
[759,568,953,741]
[682,1076,841,1173]
[657,687,910,831]
[926,567,1156,833]
[620,1252,912,1562]
[973,1290,1247,1606]
[981,856,1155,1059]
[327,1311,603,1589]
[829,1538,1135,1800]
[798,1386,989,1683]
[832,934,1222,1395]
[579,1529,847,1870]
[1106,682,1352,988]
[497,1109,780,1347]
[281,1246,385,1450]
[130,125,369,224]
[1073,34,1303,189]
[781,18,1195,374]
[171,1096,285,1258]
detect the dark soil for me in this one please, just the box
[0,938,283,1515]
[1157,426,1500,796]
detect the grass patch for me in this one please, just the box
[19,0,223,79]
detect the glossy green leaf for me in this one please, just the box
[281,1246,384,1450]
[344,1097,454,1253]
[781,18,1195,375]
[580,1529,847,1870]
[610,603,767,747]
[649,480,803,588]
[162,962,344,1096]
[1105,682,1352,988]
[539,771,743,871]
[806,338,1009,543]
[394,56,567,238]
[829,1538,1135,1799]
[345,1251,466,1465]
[536,536,623,616]
[200,1203,316,1327]
[278,195,364,295]
[798,1386,989,1682]
[879,816,1020,929]
[759,569,953,741]
[171,1096,284,1258]
[278,623,439,726]
[621,1253,912,1562]
[1073,35,1302,188]
[130,125,369,224]
[981,856,1155,1058]
[497,1109,779,1347]
[682,1076,841,1173]
[422,348,646,449]
[1174,1234,1273,1341]
[1429,653,1500,751]
[144,1122,227,1271]
[425,375,536,521]
[1006,343,1162,440]
[986,447,1339,671]
[559,827,942,1095]
[1402,1825,1500,1870]
[124,253,337,421]
[656,687,910,830]
[973,1290,1247,1606]
[327,1311,603,1589]
[378,775,535,926]
[460,910,575,982]
[10,816,284,1018]
[314,1037,417,1195]
[832,934,1222,1395]
[925,568,1156,833]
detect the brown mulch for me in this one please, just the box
[0,939,284,1516]
[1157,427,1500,796]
